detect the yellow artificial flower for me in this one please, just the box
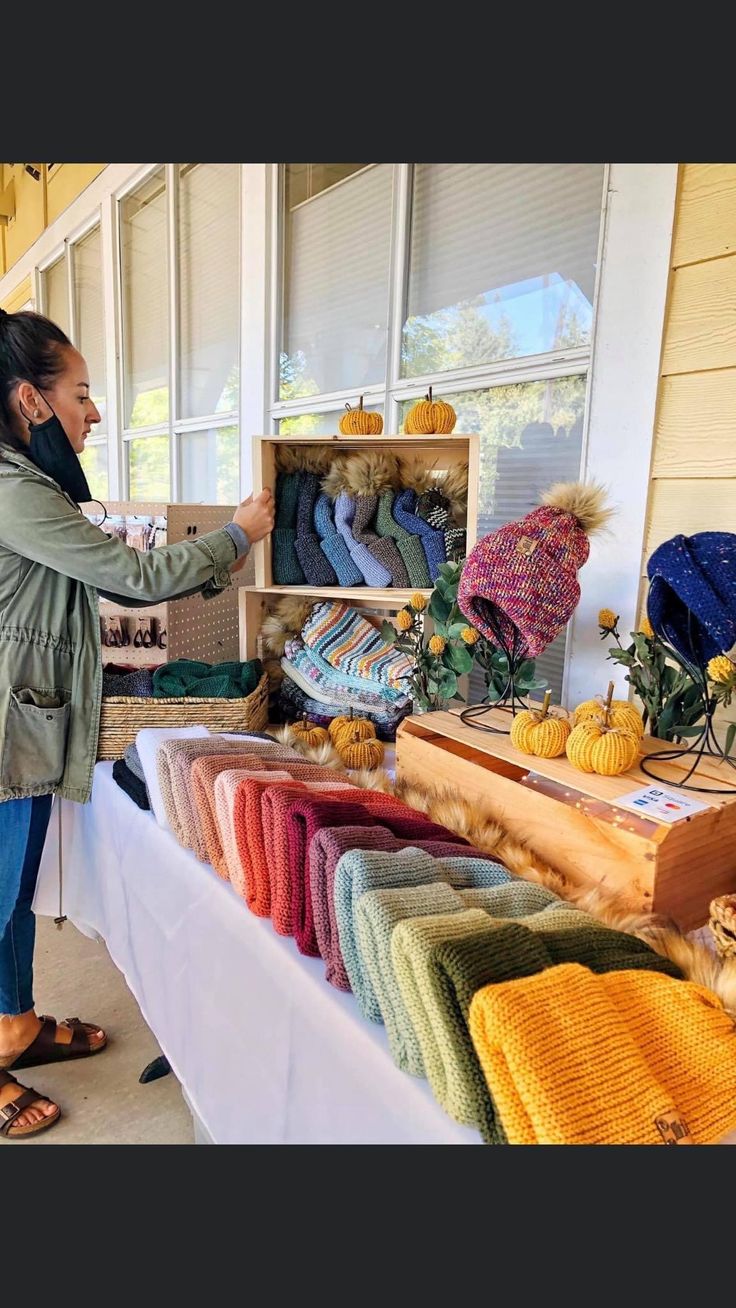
[708,655,736,684]
[598,608,618,631]
[429,634,446,655]
[460,627,480,645]
[410,591,428,612]
[396,609,413,632]
[639,616,655,639]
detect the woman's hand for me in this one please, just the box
[232,488,274,544]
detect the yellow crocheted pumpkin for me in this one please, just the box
[338,397,383,436]
[566,720,640,776]
[328,715,376,746]
[510,694,571,758]
[337,730,385,771]
[573,696,644,739]
[404,386,456,435]
[290,717,330,749]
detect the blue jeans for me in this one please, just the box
[0,796,53,1016]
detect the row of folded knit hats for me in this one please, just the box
[112,728,736,1145]
[273,449,467,588]
[261,596,414,739]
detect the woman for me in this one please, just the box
[0,308,274,1138]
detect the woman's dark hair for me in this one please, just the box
[0,308,71,451]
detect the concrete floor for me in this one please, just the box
[14,916,194,1145]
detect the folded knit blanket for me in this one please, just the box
[335,848,512,1026]
[112,758,150,810]
[282,643,410,710]
[391,895,684,1143]
[221,774,352,915]
[469,963,736,1145]
[191,753,282,872]
[157,736,300,850]
[152,657,263,700]
[309,825,485,991]
[355,880,523,1069]
[136,726,210,829]
[301,601,414,695]
[261,789,460,952]
[278,673,410,743]
[103,666,155,698]
[215,769,295,890]
[123,743,147,787]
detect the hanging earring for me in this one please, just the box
[33,408,41,419]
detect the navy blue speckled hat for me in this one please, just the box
[646,532,736,664]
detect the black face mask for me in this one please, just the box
[22,404,91,504]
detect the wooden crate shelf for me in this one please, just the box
[239,433,480,662]
[395,708,736,931]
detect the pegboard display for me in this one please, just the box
[90,502,254,667]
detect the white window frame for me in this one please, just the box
[0,162,677,699]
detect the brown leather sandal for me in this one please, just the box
[0,1069,60,1139]
[10,1016,107,1071]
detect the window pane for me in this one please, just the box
[79,440,108,500]
[402,375,586,700]
[179,164,240,419]
[285,164,366,209]
[402,164,604,377]
[44,257,69,336]
[121,170,169,428]
[75,226,107,431]
[278,405,383,437]
[281,163,392,398]
[180,425,240,503]
[128,436,170,501]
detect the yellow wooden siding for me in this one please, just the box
[0,275,33,313]
[652,371,736,478]
[672,163,736,267]
[644,163,736,583]
[46,164,106,224]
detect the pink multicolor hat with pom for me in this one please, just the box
[458,483,612,658]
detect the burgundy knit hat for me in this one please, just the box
[458,483,612,658]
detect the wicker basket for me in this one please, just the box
[96,671,269,760]
[708,894,736,958]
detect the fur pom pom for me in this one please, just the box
[261,597,316,656]
[347,766,394,793]
[322,457,353,499]
[276,444,334,475]
[439,462,469,524]
[399,456,436,495]
[540,481,613,534]
[344,451,400,497]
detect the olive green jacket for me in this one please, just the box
[0,442,239,804]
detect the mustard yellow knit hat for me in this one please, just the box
[469,963,736,1145]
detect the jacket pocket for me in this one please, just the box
[0,687,71,790]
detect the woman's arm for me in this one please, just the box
[0,469,239,603]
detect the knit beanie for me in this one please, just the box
[415,487,466,562]
[309,824,486,990]
[261,787,453,951]
[272,470,306,585]
[334,848,511,1025]
[458,482,612,658]
[301,600,414,695]
[469,963,736,1145]
[293,471,339,586]
[278,669,410,742]
[393,488,447,582]
[374,488,431,588]
[222,773,350,915]
[112,758,150,810]
[344,453,410,588]
[323,459,392,586]
[313,491,364,587]
[646,531,736,663]
[392,896,683,1143]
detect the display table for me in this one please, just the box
[34,764,479,1145]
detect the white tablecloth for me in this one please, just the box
[34,764,479,1145]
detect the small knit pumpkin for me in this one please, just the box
[510,692,571,759]
[566,720,640,776]
[573,696,644,739]
[337,729,385,771]
[405,386,456,435]
[327,714,377,747]
[290,716,331,749]
[338,396,383,436]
